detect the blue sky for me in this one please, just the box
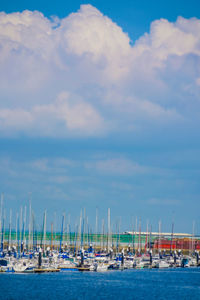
[0,0,200,233]
[2,0,200,42]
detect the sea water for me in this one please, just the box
[0,268,199,299]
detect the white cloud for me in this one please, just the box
[196,78,200,86]
[147,198,180,206]
[58,5,131,80]
[86,158,148,176]
[133,17,200,64]
[0,91,105,136]
[0,109,33,129]
[0,156,75,187]
[0,5,200,137]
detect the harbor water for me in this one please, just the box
[0,268,200,300]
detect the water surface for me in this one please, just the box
[0,268,200,299]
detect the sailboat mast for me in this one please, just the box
[78,210,82,251]
[8,209,12,249]
[19,207,22,250]
[107,208,111,252]
[0,193,3,250]
[15,212,18,253]
[138,217,141,254]
[102,219,105,251]
[158,220,161,254]
[170,222,174,255]
[43,210,47,251]
[17,213,20,257]
[28,200,32,251]
[68,213,71,249]
[119,217,121,253]
[145,220,149,253]
[23,206,26,249]
[54,212,57,250]
[135,217,138,253]
[192,221,195,254]
[51,222,53,250]
[95,207,98,252]
[131,216,134,254]
[59,214,64,252]
[1,210,5,252]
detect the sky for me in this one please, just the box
[0,0,200,233]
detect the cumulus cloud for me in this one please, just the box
[0,91,104,136]
[0,5,199,137]
[135,17,200,61]
[58,5,131,79]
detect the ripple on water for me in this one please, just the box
[0,268,200,300]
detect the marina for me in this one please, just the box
[0,196,199,274]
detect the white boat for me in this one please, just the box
[96,263,108,272]
[89,264,96,271]
[58,260,77,269]
[13,262,29,273]
[155,260,170,269]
